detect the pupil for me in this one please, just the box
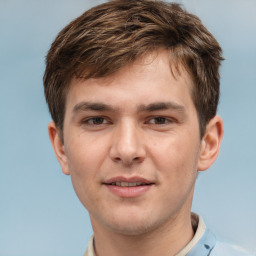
[94,118,103,124]
[156,117,165,124]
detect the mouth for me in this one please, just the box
[106,181,152,187]
[103,177,154,198]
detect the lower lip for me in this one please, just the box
[105,184,152,198]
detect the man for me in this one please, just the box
[43,0,253,255]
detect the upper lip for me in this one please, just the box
[103,176,154,185]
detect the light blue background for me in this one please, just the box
[0,0,255,255]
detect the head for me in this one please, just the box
[44,0,224,238]
[44,0,223,142]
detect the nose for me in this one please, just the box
[109,119,146,166]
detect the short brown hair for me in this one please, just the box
[44,0,223,140]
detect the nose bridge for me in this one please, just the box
[110,118,145,165]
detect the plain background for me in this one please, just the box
[0,0,255,255]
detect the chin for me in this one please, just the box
[110,222,155,236]
[104,212,165,236]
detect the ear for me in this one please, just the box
[48,121,70,175]
[197,116,224,171]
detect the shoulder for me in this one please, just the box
[211,241,254,256]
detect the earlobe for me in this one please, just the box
[197,116,224,172]
[48,121,70,175]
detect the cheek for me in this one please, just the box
[65,132,107,174]
[64,135,108,205]
[148,133,200,179]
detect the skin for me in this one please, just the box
[49,49,223,256]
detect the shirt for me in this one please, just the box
[83,213,253,256]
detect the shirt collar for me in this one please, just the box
[177,213,216,256]
[186,228,216,256]
[83,236,95,256]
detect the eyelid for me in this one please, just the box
[146,116,176,124]
[81,116,112,125]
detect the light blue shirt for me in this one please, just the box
[187,228,253,256]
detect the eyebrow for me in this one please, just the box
[138,102,186,113]
[72,101,186,114]
[73,102,117,113]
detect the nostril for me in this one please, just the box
[113,157,121,162]
[112,156,143,165]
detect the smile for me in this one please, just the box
[108,182,150,187]
[103,177,154,198]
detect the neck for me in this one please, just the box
[91,211,194,256]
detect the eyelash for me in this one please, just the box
[81,117,110,125]
[147,116,174,125]
[81,116,175,126]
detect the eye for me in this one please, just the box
[83,117,108,125]
[148,117,172,125]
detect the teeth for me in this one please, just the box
[111,182,148,187]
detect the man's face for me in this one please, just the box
[55,50,204,235]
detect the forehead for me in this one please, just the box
[65,49,194,111]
